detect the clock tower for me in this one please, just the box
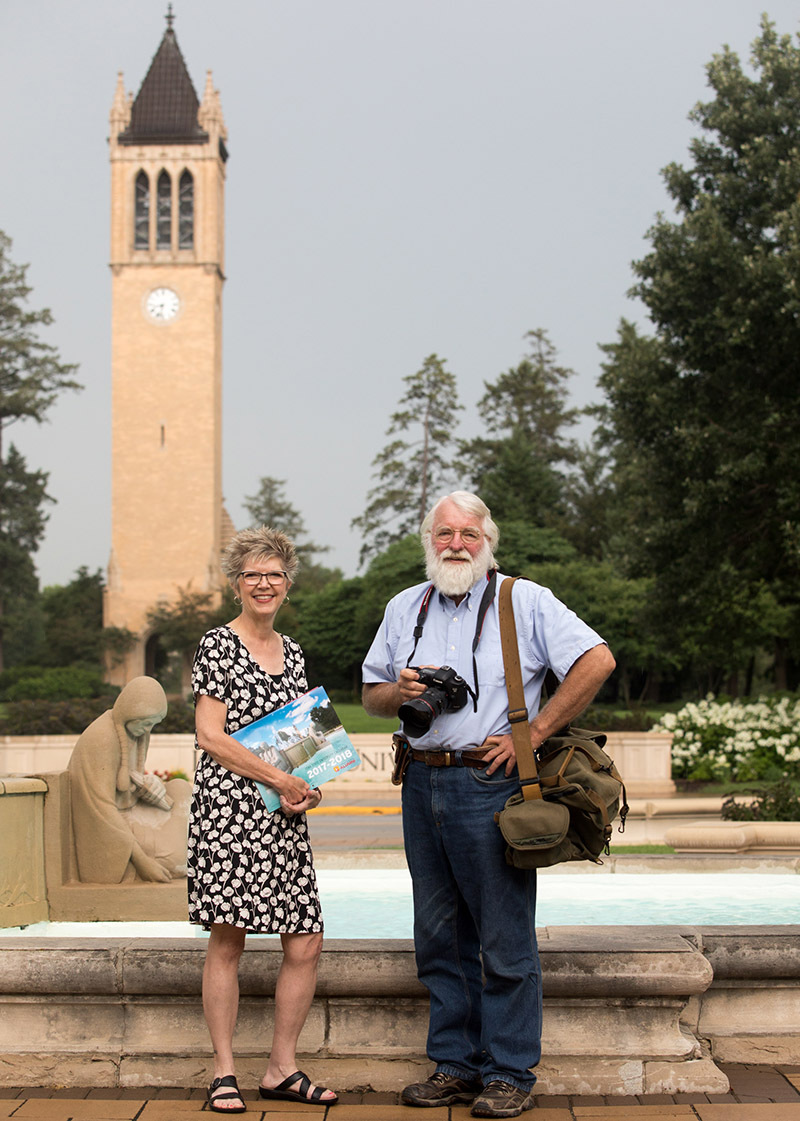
[105,11,232,685]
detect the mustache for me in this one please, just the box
[441,549,470,560]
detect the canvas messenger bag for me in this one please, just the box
[494,576,629,869]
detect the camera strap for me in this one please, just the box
[405,569,498,711]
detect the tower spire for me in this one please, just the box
[166,3,174,32]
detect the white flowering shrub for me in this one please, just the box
[654,695,800,782]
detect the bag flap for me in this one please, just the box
[497,795,570,851]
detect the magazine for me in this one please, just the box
[231,686,361,812]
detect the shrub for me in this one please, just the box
[0,666,118,703]
[0,694,194,736]
[654,695,800,782]
[580,705,658,732]
[156,699,196,734]
[0,698,114,735]
[721,778,800,822]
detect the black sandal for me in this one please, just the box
[259,1069,338,1105]
[207,1074,246,1113]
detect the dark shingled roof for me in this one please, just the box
[118,26,208,146]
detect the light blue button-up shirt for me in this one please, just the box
[362,571,606,751]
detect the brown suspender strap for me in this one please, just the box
[498,576,542,802]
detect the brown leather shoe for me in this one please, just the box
[401,1071,483,1107]
[470,1080,534,1117]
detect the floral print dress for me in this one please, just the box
[187,625,322,933]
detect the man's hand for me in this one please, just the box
[481,733,518,777]
[362,666,437,718]
[397,666,429,702]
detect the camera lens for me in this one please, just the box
[398,687,449,739]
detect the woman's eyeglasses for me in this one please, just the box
[238,570,288,587]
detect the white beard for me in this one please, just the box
[424,538,495,598]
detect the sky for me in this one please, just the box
[2,0,800,588]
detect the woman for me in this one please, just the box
[188,526,337,1113]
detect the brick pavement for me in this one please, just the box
[1,1065,799,1119]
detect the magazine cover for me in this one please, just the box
[232,686,361,812]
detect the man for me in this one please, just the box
[361,491,615,1119]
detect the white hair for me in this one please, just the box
[420,491,500,552]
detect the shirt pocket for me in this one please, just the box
[476,634,510,688]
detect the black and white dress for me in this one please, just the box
[187,625,323,934]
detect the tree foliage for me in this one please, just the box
[38,567,105,667]
[461,329,579,524]
[243,475,339,594]
[596,17,800,691]
[146,587,234,690]
[0,231,80,670]
[352,354,463,564]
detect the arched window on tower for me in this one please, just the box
[157,170,172,250]
[134,171,150,250]
[178,170,194,249]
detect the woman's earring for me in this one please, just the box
[284,594,291,603]
[233,594,242,606]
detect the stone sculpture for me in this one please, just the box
[68,676,191,883]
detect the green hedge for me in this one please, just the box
[0,665,118,703]
[0,696,195,736]
[0,698,115,735]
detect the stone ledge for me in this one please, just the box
[665,821,800,853]
[0,927,731,1094]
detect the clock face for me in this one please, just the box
[145,287,181,322]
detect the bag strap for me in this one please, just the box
[498,576,542,803]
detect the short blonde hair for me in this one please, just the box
[420,491,500,551]
[221,526,300,586]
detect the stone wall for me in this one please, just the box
[0,731,676,796]
[0,778,48,928]
[1,927,796,1093]
[0,926,743,1096]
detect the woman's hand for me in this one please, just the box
[272,771,311,805]
[280,787,322,816]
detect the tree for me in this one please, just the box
[146,587,234,691]
[460,329,579,525]
[596,18,800,692]
[38,567,104,667]
[294,578,367,695]
[352,355,463,564]
[243,476,330,564]
[243,475,337,594]
[0,446,49,667]
[492,522,577,574]
[292,535,428,697]
[0,231,81,670]
[530,558,667,705]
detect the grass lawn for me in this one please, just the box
[611,845,676,854]
[335,702,398,735]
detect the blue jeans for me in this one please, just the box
[402,756,542,1092]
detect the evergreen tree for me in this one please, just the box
[243,475,333,585]
[352,354,463,564]
[460,329,579,525]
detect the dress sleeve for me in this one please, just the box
[191,629,230,703]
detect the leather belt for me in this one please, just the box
[410,748,489,769]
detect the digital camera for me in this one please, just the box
[398,665,470,738]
